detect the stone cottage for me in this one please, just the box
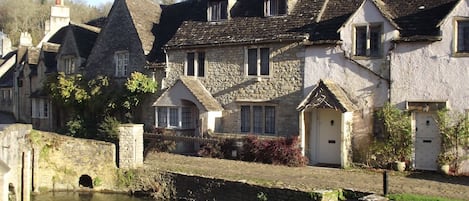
[157,0,321,142]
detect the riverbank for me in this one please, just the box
[141,152,469,200]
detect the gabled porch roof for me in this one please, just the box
[297,80,357,113]
[153,77,223,112]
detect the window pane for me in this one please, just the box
[248,49,257,75]
[265,106,275,134]
[355,26,367,56]
[157,107,167,127]
[220,0,228,20]
[198,52,205,77]
[187,52,195,76]
[253,106,263,134]
[241,106,251,132]
[369,25,381,57]
[43,100,48,118]
[458,21,469,52]
[278,0,286,15]
[260,48,269,75]
[182,107,192,129]
[270,0,278,15]
[169,108,179,127]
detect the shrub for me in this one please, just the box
[97,116,120,143]
[197,142,223,158]
[242,135,308,167]
[65,116,87,138]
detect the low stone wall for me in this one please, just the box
[31,131,119,192]
[170,173,311,201]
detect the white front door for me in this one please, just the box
[317,109,341,165]
[414,112,440,170]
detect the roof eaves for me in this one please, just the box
[165,36,308,50]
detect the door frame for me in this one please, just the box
[302,109,353,168]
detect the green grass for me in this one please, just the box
[388,194,463,201]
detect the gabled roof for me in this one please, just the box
[297,80,357,112]
[166,0,325,48]
[147,0,207,61]
[68,23,100,58]
[124,0,162,54]
[307,0,459,43]
[308,0,363,43]
[380,0,459,39]
[153,77,223,112]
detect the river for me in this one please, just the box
[31,192,154,201]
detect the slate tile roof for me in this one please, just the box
[165,0,460,47]
[297,79,357,112]
[125,0,162,54]
[69,23,100,58]
[153,76,223,112]
[166,0,326,48]
[380,0,459,39]
[179,77,223,111]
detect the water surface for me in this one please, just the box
[32,192,154,201]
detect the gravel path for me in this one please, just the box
[144,152,469,200]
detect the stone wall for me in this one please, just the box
[118,124,144,169]
[166,42,305,136]
[31,131,118,192]
[0,124,32,201]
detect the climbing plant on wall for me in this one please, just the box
[45,72,157,141]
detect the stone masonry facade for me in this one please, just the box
[166,42,305,136]
[118,124,144,169]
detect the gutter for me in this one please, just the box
[164,36,308,50]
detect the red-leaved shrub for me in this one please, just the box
[242,135,308,167]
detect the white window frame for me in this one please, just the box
[454,17,469,56]
[264,0,287,17]
[32,99,49,119]
[244,47,271,77]
[240,104,276,134]
[62,56,76,74]
[208,0,228,21]
[185,51,205,77]
[114,51,129,77]
[155,106,194,129]
[353,23,383,58]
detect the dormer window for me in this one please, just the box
[62,56,76,74]
[208,0,228,21]
[354,24,382,58]
[265,0,287,17]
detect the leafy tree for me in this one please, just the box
[46,72,157,140]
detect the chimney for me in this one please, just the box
[19,32,33,47]
[48,0,70,35]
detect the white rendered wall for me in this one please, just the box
[390,0,469,112]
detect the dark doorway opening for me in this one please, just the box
[79,175,93,188]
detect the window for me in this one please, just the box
[63,56,76,74]
[114,51,129,77]
[246,48,270,76]
[456,20,469,53]
[186,52,205,77]
[0,89,11,104]
[240,105,276,134]
[354,24,382,57]
[32,99,49,119]
[208,0,228,21]
[156,106,194,129]
[265,0,287,16]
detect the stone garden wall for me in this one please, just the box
[31,131,118,192]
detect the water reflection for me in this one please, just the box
[32,192,154,201]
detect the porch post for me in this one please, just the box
[299,110,306,156]
[340,112,353,168]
